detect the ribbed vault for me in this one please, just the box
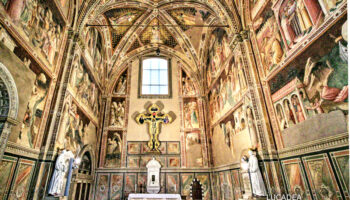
[77,0,242,94]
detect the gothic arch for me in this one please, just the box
[77,144,96,174]
[69,144,96,199]
[107,45,203,95]
[0,62,19,160]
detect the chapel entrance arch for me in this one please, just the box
[0,62,19,161]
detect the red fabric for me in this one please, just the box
[303,0,323,24]
[321,86,348,102]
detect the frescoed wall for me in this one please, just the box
[1,0,64,67]
[0,1,348,200]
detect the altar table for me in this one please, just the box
[128,193,182,200]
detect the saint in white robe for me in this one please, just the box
[48,150,74,196]
[248,154,267,196]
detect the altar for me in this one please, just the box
[128,193,182,200]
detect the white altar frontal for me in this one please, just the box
[128,193,181,200]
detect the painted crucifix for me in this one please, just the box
[135,104,173,153]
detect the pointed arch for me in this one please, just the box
[107,45,203,95]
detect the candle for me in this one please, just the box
[135,183,137,192]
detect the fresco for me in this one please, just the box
[330,150,349,196]
[95,174,109,200]
[282,159,311,199]
[35,162,52,200]
[270,20,348,138]
[184,100,200,129]
[181,70,196,96]
[110,173,123,200]
[11,159,35,200]
[253,5,285,75]
[160,173,166,193]
[167,142,180,154]
[140,18,178,48]
[303,155,341,200]
[105,131,122,167]
[124,173,137,197]
[181,173,194,197]
[140,156,166,168]
[141,141,166,154]
[302,42,348,114]
[84,27,105,81]
[167,7,210,52]
[231,170,243,199]
[277,0,323,49]
[127,142,141,155]
[1,0,63,65]
[185,131,203,167]
[250,0,266,20]
[69,54,100,117]
[104,8,144,49]
[114,70,127,95]
[110,99,125,128]
[55,100,97,155]
[270,24,347,118]
[166,173,180,194]
[58,0,70,18]
[205,28,231,86]
[17,73,50,148]
[212,173,221,200]
[208,55,247,124]
[318,0,344,14]
[127,156,140,168]
[168,157,180,168]
[0,156,17,199]
[219,171,233,200]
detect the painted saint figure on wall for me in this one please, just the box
[184,101,199,129]
[110,101,125,128]
[69,56,100,116]
[18,73,49,148]
[114,74,127,95]
[105,132,122,167]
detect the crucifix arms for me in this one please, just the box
[135,104,174,153]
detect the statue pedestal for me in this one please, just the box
[147,185,160,194]
[241,172,252,200]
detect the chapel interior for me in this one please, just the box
[0,0,348,199]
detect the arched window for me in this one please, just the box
[139,57,172,98]
[79,152,92,175]
[72,151,93,200]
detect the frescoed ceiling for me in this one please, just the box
[81,0,242,88]
[139,18,178,48]
[166,7,211,54]
[104,8,145,49]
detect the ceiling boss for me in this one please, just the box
[136,104,173,153]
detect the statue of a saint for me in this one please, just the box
[248,150,267,197]
[48,150,74,196]
[240,156,252,199]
